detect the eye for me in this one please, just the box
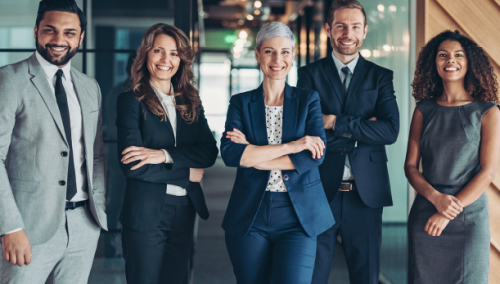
[456,53,464,57]
[154,49,162,53]
[438,53,446,57]
[265,50,272,54]
[66,32,76,36]
[171,52,178,56]
[283,51,290,54]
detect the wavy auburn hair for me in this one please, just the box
[130,23,201,123]
[412,30,498,103]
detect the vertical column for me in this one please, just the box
[175,0,193,41]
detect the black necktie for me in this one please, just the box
[341,66,352,95]
[55,69,77,200]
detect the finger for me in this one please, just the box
[121,150,142,162]
[308,144,317,158]
[123,155,146,165]
[432,226,440,237]
[451,199,463,211]
[446,207,460,217]
[16,253,25,267]
[10,254,16,265]
[130,160,147,170]
[424,221,430,232]
[4,251,9,262]
[314,142,322,159]
[441,212,454,220]
[436,227,443,237]
[453,197,464,208]
[25,251,32,265]
[122,146,139,155]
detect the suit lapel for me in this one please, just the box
[249,85,268,146]
[281,83,297,143]
[344,56,369,110]
[28,54,68,146]
[321,55,344,106]
[72,69,99,158]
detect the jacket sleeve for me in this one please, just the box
[116,92,189,188]
[164,107,219,170]
[92,79,106,211]
[288,91,327,175]
[333,70,399,145]
[0,69,25,235]
[220,95,249,168]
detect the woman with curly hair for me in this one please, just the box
[116,23,218,283]
[405,30,500,284]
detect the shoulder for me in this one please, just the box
[117,90,141,105]
[363,59,393,77]
[416,99,435,114]
[71,67,99,89]
[472,101,500,118]
[292,86,320,101]
[0,58,29,78]
[229,89,254,104]
[298,58,327,74]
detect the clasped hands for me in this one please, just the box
[226,128,325,159]
[121,146,204,182]
[425,193,464,237]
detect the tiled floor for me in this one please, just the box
[88,158,406,283]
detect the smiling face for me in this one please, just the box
[435,40,468,83]
[255,36,295,81]
[326,8,367,61]
[34,11,84,67]
[147,34,181,87]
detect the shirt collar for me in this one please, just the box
[151,81,175,104]
[35,51,72,82]
[331,51,359,75]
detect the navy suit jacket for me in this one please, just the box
[297,55,399,208]
[116,91,218,231]
[220,83,335,238]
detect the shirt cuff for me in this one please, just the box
[162,149,173,164]
[4,228,23,235]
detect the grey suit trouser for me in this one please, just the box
[0,205,101,284]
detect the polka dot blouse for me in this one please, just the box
[265,105,288,192]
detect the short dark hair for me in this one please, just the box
[412,30,498,103]
[326,0,367,27]
[36,0,87,33]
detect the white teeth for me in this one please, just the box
[445,68,458,71]
[157,65,171,71]
[51,47,66,51]
[340,42,355,46]
[270,67,284,71]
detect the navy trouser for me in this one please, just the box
[121,195,196,284]
[312,189,383,284]
[225,192,317,284]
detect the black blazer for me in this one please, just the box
[297,55,399,208]
[116,91,218,231]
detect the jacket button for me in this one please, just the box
[61,151,68,157]
[283,174,289,181]
[59,180,66,186]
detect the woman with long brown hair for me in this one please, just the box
[405,30,500,284]
[116,23,218,283]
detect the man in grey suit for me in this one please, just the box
[0,0,107,283]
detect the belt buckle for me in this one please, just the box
[339,182,352,192]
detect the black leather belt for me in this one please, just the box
[65,200,88,210]
[339,180,357,192]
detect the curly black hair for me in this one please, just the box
[412,30,498,103]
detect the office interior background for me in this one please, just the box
[1,0,499,283]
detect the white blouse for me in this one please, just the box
[265,105,288,192]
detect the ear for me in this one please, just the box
[363,25,368,39]
[79,31,85,47]
[254,47,260,64]
[34,25,38,41]
[325,23,331,36]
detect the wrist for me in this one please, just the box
[429,191,442,206]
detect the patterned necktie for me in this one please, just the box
[340,66,352,169]
[55,69,78,200]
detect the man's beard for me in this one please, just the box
[331,38,361,56]
[36,36,79,67]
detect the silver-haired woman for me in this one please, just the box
[220,22,334,284]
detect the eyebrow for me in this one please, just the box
[335,22,363,25]
[154,47,178,51]
[438,49,465,52]
[42,25,78,32]
[263,47,291,50]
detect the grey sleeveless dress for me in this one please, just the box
[408,99,498,284]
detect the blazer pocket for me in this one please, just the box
[369,151,388,163]
[305,179,322,188]
[9,178,38,193]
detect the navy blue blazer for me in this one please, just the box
[297,55,399,208]
[220,83,335,238]
[116,91,218,231]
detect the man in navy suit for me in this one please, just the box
[297,0,399,283]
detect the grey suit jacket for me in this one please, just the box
[0,53,108,245]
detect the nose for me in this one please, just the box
[51,31,66,45]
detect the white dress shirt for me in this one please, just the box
[151,83,188,196]
[4,52,88,236]
[265,105,287,192]
[331,52,359,181]
[35,51,88,200]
